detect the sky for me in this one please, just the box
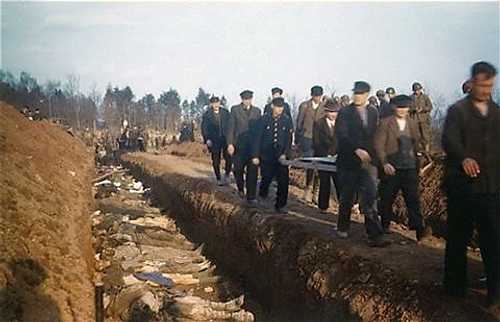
[1,1,499,106]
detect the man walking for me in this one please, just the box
[227,90,261,203]
[335,81,389,247]
[374,94,432,241]
[442,61,500,311]
[202,96,232,186]
[252,97,293,213]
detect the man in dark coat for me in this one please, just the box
[378,87,396,119]
[263,87,292,119]
[252,97,293,213]
[313,100,340,214]
[296,85,326,202]
[335,81,389,247]
[442,61,500,310]
[374,94,432,241]
[202,96,232,185]
[226,90,262,203]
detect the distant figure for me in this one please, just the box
[335,81,389,247]
[368,96,378,109]
[442,61,500,310]
[378,87,396,119]
[263,87,292,119]
[226,90,261,203]
[313,100,340,214]
[340,95,350,108]
[374,94,432,241]
[179,122,194,143]
[296,85,326,202]
[32,108,41,121]
[410,82,433,152]
[252,97,293,213]
[137,128,146,152]
[201,96,232,186]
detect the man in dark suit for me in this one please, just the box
[335,81,389,247]
[313,100,340,214]
[252,97,293,213]
[374,94,432,241]
[201,96,232,186]
[226,90,262,203]
[442,61,500,311]
[263,87,292,119]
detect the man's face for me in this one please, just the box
[272,92,282,99]
[326,111,338,121]
[211,102,221,110]
[415,88,423,96]
[242,98,252,107]
[377,94,386,102]
[312,95,322,104]
[388,93,396,99]
[272,105,284,116]
[471,74,495,102]
[394,106,409,118]
[352,92,369,106]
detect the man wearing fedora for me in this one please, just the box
[374,94,432,241]
[226,90,262,203]
[335,81,389,247]
[296,85,326,202]
[313,99,341,214]
[201,96,232,186]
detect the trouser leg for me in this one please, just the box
[358,165,383,239]
[444,193,475,297]
[222,146,232,176]
[476,194,500,305]
[400,169,424,231]
[337,168,357,232]
[246,160,258,200]
[379,172,400,230]
[331,172,340,200]
[259,162,275,198]
[318,170,332,211]
[275,164,289,209]
[210,147,222,180]
[233,153,245,192]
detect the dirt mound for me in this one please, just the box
[0,102,95,322]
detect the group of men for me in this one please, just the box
[200,61,499,310]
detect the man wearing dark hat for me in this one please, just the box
[442,61,500,311]
[410,82,433,152]
[296,85,326,201]
[374,94,432,241]
[226,90,262,203]
[252,97,293,213]
[313,99,340,214]
[335,81,389,247]
[202,96,232,186]
[264,87,292,119]
[378,87,396,119]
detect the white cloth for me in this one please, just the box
[396,117,407,131]
[358,106,368,127]
[326,118,336,129]
[312,101,319,110]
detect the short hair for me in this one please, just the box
[471,61,497,79]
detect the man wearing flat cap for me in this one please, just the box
[226,90,262,203]
[335,81,389,247]
[252,97,294,213]
[374,94,432,241]
[313,99,341,214]
[201,96,232,186]
[410,82,433,153]
[264,87,292,119]
[378,87,396,119]
[296,85,326,202]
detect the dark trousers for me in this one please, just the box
[210,145,232,180]
[233,151,258,200]
[301,137,315,187]
[318,170,340,211]
[259,161,289,209]
[337,164,383,239]
[379,168,424,231]
[444,193,500,305]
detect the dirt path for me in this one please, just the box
[122,151,498,322]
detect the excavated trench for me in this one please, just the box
[119,153,499,322]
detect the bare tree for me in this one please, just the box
[64,74,81,129]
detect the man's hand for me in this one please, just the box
[206,140,212,147]
[383,163,396,176]
[252,158,260,166]
[355,148,372,163]
[279,154,286,161]
[462,158,480,178]
[227,144,235,156]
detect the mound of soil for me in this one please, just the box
[0,102,95,322]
